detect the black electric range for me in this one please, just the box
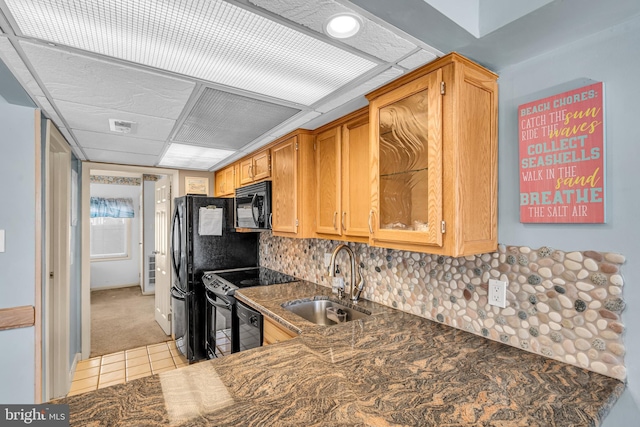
[202,267,299,358]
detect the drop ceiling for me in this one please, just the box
[0,0,639,170]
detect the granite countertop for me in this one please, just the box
[57,280,625,426]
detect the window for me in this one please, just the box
[90,217,130,260]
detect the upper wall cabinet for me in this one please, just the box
[239,148,270,186]
[315,108,369,242]
[366,52,498,257]
[214,163,237,197]
[271,131,315,238]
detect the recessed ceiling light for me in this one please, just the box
[324,13,363,39]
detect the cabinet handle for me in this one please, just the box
[248,165,253,178]
[269,213,273,228]
[368,210,374,234]
[333,211,338,230]
[342,212,346,231]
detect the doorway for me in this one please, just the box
[88,170,170,357]
[81,164,180,359]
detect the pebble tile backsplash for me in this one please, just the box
[259,232,626,380]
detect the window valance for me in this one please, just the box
[90,197,135,218]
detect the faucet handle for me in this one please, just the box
[352,267,365,302]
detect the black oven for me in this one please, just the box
[203,267,298,358]
[235,181,272,229]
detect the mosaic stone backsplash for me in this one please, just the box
[259,232,626,380]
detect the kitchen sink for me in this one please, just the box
[282,298,370,325]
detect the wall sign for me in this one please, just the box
[185,176,209,195]
[519,82,605,223]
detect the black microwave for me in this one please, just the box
[234,181,272,229]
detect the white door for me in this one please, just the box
[154,176,172,335]
[45,121,71,399]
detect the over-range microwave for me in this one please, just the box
[234,181,272,230]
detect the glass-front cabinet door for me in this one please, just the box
[369,68,443,248]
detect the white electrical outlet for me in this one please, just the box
[488,279,507,308]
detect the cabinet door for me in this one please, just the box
[239,158,254,186]
[271,136,298,234]
[214,169,226,197]
[342,117,369,238]
[370,69,443,247]
[252,149,271,181]
[224,166,236,196]
[316,127,341,236]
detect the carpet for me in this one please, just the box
[90,286,170,357]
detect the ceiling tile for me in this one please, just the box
[0,36,44,98]
[73,130,166,156]
[55,99,175,141]
[173,88,300,149]
[19,41,195,119]
[397,50,438,70]
[82,148,159,167]
[249,0,419,62]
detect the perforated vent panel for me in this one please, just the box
[174,88,300,149]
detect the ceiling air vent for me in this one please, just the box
[109,119,136,134]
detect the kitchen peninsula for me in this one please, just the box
[57,280,624,426]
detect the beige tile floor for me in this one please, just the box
[67,341,189,397]
[214,329,232,357]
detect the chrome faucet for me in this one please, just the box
[328,244,365,302]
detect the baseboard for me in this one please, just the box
[90,283,140,292]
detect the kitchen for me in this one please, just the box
[0,0,639,425]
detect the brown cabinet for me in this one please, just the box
[214,163,237,197]
[315,109,369,242]
[271,131,315,238]
[366,52,498,257]
[239,148,270,186]
[315,126,341,236]
[263,316,297,346]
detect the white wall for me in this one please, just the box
[89,182,141,289]
[0,100,36,403]
[496,15,640,424]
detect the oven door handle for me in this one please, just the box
[205,293,232,310]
